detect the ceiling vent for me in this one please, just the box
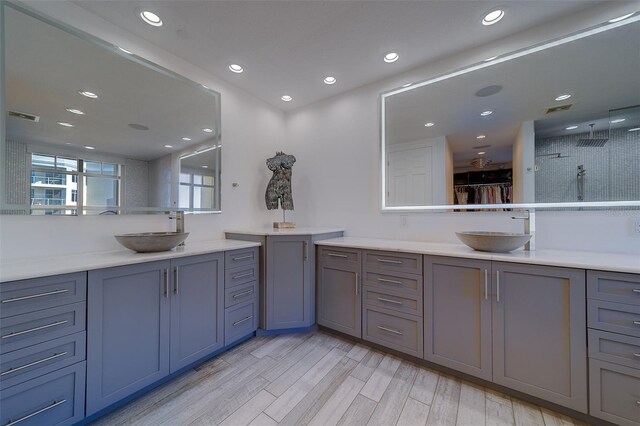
[545,104,572,114]
[8,110,40,122]
[470,157,492,169]
[473,144,491,149]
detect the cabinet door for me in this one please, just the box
[266,235,312,329]
[424,256,492,381]
[87,261,171,416]
[491,262,587,413]
[317,262,361,338]
[169,253,224,373]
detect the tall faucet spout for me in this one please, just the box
[169,211,186,246]
[511,209,535,251]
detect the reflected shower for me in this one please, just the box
[577,165,586,201]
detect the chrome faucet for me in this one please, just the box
[511,209,535,251]
[169,211,186,246]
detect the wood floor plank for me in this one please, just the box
[350,350,384,382]
[251,333,300,359]
[486,397,515,426]
[248,413,279,426]
[425,375,462,426]
[540,408,578,426]
[308,375,366,426]
[296,347,347,392]
[337,394,377,426]
[345,343,369,362]
[218,390,276,426]
[264,384,309,422]
[360,354,402,402]
[261,333,326,382]
[512,399,544,426]
[456,383,486,426]
[410,368,440,405]
[396,397,430,426]
[368,362,419,425]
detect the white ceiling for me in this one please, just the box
[71,0,610,111]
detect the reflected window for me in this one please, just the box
[179,172,215,210]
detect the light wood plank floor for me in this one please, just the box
[91,332,590,426]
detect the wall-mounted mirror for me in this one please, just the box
[2,3,221,215]
[382,17,640,211]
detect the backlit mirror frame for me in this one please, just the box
[380,14,640,212]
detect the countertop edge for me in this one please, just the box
[225,227,345,236]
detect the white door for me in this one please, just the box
[387,145,433,206]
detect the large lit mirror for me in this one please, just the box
[2,3,221,215]
[382,17,640,211]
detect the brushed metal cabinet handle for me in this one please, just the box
[163,269,169,298]
[634,321,640,326]
[633,353,640,357]
[5,399,67,426]
[328,253,348,259]
[496,270,500,302]
[484,269,488,301]
[377,278,403,285]
[633,289,640,294]
[233,316,253,326]
[376,258,402,265]
[303,241,309,262]
[232,272,253,280]
[0,352,68,376]
[232,254,253,261]
[377,297,402,305]
[377,325,403,335]
[1,289,69,304]
[355,273,359,296]
[1,320,68,339]
[174,266,179,295]
[232,289,254,299]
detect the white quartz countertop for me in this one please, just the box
[1,239,261,283]
[316,237,640,274]
[225,227,345,236]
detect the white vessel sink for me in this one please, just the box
[455,231,532,253]
[115,232,189,253]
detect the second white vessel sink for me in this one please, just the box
[456,231,532,253]
[115,232,189,253]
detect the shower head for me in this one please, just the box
[576,123,608,147]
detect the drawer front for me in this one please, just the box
[318,247,361,266]
[588,270,640,305]
[225,264,258,289]
[589,359,640,426]
[588,299,640,338]
[364,270,422,295]
[0,332,86,390]
[225,300,258,346]
[363,250,422,275]
[363,306,423,358]
[0,273,86,319]
[0,302,86,354]
[225,281,257,308]
[0,362,85,426]
[363,287,422,317]
[589,329,640,370]
[225,247,259,269]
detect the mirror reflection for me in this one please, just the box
[383,19,640,209]
[3,4,221,215]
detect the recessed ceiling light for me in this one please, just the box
[182,137,192,141]
[228,64,244,73]
[57,122,74,127]
[609,13,634,23]
[281,95,293,102]
[402,83,412,87]
[554,94,572,101]
[484,55,498,62]
[79,90,98,99]
[478,151,486,155]
[66,108,84,115]
[202,84,209,89]
[566,125,579,130]
[323,76,337,85]
[118,47,133,54]
[84,146,95,150]
[476,135,486,139]
[628,127,640,132]
[201,165,209,169]
[140,10,163,27]
[611,118,626,123]
[383,52,399,63]
[202,128,213,133]
[65,142,72,145]
[424,122,435,127]
[164,144,173,148]
[480,110,493,116]
[482,9,505,26]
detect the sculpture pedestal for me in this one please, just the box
[273,222,296,229]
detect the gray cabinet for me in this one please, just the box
[317,247,362,338]
[224,247,259,345]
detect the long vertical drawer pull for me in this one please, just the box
[484,269,488,301]
[0,352,68,376]
[496,271,500,302]
[377,278,403,285]
[303,242,309,262]
[232,254,253,261]
[377,325,403,335]
[232,272,253,280]
[1,289,69,304]
[355,273,359,296]
[232,289,254,299]
[5,399,67,426]
[1,320,69,339]
[233,316,253,326]
[174,266,180,295]
[328,253,348,258]
[163,269,169,298]
[376,259,403,265]
[377,297,403,305]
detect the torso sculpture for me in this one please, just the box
[265,152,296,210]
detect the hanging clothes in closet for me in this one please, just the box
[454,183,512,210]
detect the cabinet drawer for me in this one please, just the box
[0,332,85,390]
[225,264,258,289]
[0,273,86,319]
[363,270,422,295]
[588,270,640,305]
[225,281,257,308]
[225,300,258,346]
[225,247,258,269]
[588,329,640,370]
[363,250,422,275]
[588,299,640,338]
[0,302,86,354]
[318,247,361,266]
[589,358,640,426]
[363,287,422,317]
[0,362,85,426]
[363,306,423,358]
